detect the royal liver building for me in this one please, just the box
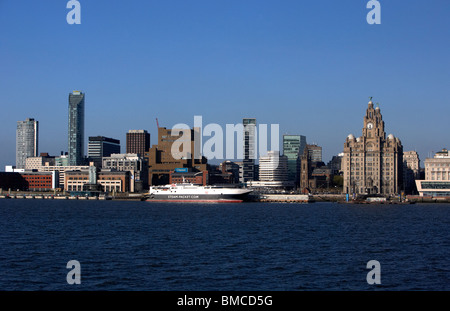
[343,99,403,195]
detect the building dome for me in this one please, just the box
[347,134,355,140]
[387,134,394,140]
[356,137,361,142]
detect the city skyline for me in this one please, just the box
[1,1,449,170]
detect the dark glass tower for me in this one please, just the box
[242,118,256,183]
[283,135,306,183]
[68,91,85,166]
[88,136,121,168]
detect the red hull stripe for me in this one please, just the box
[146,199,243,203]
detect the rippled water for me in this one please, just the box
[0,200,449,290]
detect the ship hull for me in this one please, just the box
[146,193,249,203]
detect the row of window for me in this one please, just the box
[425,163,450,167]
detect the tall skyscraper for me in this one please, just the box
[283,135,306,183]
[68,91,85,166]
[343,99,403,195]
[242,118,256,183]
[87,136,121,167]
[16,118,39,169]
[126,130,150,156]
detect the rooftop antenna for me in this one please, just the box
[156,118,159,129]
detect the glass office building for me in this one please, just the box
[283,135,306,183]
[68,91,85,166]
[242,118,256,183]
[16,118,39,169]
[88,136,121,168]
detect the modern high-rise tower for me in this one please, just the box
[241,118,256,183]
[16,118,39,169]
[68,91,85,166]
[283,135,306,183]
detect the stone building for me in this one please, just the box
[416,148,450,197]
[403,151,420,194]
[343,99,403,195]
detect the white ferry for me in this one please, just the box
[147,183,252,203]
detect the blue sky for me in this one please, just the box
[1,0,449,169]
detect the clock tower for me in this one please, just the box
[362,100,385,140]
[342,98,403,196]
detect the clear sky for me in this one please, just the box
[1,0,449,170]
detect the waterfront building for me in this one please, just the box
[299,144,327,193]
[283,135,306,184]
[102,153,148,192]
[416,148,450,197]
[328,153,344,175]
[0,172,28,191]
[39,164,90,189]
[219,160,240,183]
[88,136,121,168]
[241,118,256,183]
[68,91,85,166]
[147,126,207,185]
[248,151,292,189]
[20,171,59,191]
[126,130,150,157]
[16,118,39,169]
[65,170,130,193]
[0,171,58,191]
[403,151,421,194]
[169,170,208,186]
[342,99,403,195]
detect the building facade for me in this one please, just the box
[416,148,450,197]
[16,118,39,169]
[68,91,85,166]
[283,135,306,184]
[403,151,420,194]
[126,130,150,156]
[25,153,55,170]
[241,118,256,183]
[39,164,90,189]
[65,170,130,193]
[343,99,403,195]
[255,151,290,188]
[307,144,322,163]
[147,126,207,185]
[88,136,121,168]
[102,153,148,192]
[20,171,59,191]
[299,144,328,193]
